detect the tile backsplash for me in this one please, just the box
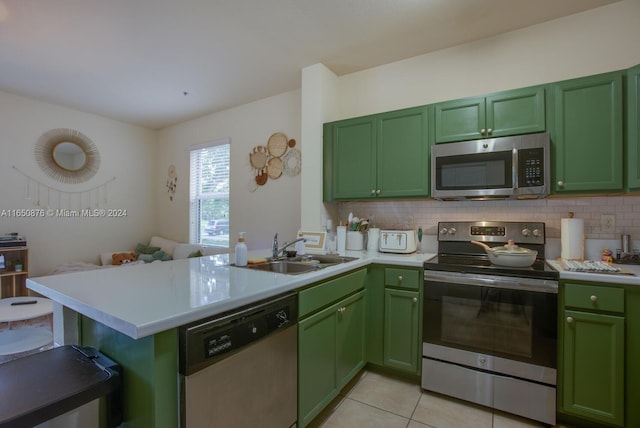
[337,195,640,241]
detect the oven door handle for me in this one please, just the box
[423,271,558,293]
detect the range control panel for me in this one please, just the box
[438,221,546,245]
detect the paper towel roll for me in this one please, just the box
[561,218,584,260]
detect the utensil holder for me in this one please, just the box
[346,232,364,251]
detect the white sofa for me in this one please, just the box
[48,236,228,275]
[100,236,228,265]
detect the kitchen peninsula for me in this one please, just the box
[26,251,431,427]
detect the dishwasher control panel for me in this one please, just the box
[179,292,298,375]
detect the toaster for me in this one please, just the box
[378,230,417,254]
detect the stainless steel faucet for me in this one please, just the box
[272,233,306,258]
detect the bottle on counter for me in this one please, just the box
[235,232,248,266]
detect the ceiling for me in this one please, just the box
[0,0,619,130]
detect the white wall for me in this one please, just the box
[334,0,640,121]
[302,0,640,230]
[0,90,157,275]
[156,90,301,252]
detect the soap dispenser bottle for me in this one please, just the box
[235,232,248,267]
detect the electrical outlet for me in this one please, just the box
[601,214,616,233]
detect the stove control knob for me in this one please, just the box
[532,229,541,237]
[448,227,456,235]
[521,228,531,237]
[440,227,448,235]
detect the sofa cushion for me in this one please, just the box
[173,244,204,260]
[149,236,180,257]
[135,243,161,255]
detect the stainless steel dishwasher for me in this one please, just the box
[179,291,297,428]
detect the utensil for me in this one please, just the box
[471,240,537,267]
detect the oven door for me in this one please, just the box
[423,270,557,370]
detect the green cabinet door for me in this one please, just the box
[627,64,640,191]
[551,71,623,194]
[383,288,420,374]
[364,265,385,366]
[298,289,365,427]
[377,106,430,198]
[435,86,545,143]
[298,301,339,426]
[327,116,377,200]
[336,290,366,388]
[486,87,545,138]
[561,309,625,427]
[324,106,430,201]
[435,97,485,143]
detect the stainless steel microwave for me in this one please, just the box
[431,132,550,200]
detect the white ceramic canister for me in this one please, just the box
[346,231,364,251]
[367,228,380,252]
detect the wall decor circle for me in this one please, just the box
[282,148,301,177]
[35,128,100,184]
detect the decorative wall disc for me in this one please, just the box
[267,132,288,157]
[249,145,268,169]
[282,148,301,177]
[267,157,283,179]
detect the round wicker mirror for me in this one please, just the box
[35,128,100,184]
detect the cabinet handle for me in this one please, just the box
[566,316,574,324]
[557,181,564,187]
[480,128,486,135]
[487,128,492,134]
[337,307,346,314]
[412,297,418,303]
[370,190,376,195]
[376,189,381,195]
[398,275,403,283]
[590,295,598,302]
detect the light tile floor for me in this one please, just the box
[310,370,571,428]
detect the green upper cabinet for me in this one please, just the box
[434,86,545,143]
[324,106,430,201]
[324,116,377,200]
[627,64,640,191]
[549,71,623,194]
[376,107,430,198]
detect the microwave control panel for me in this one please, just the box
[517,147,544,187]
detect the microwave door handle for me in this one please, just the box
[512,148,518,190]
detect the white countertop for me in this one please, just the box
[547,260,640,286]
[27,250,434,340]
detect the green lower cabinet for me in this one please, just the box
[298,289,366,427]
[383,288,420,373]
[365,265,422,376]
[561,309,624,426]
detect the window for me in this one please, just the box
[189,138,230,247]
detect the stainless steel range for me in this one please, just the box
[422,221,559,425]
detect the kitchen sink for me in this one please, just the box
[240,255,359,275]
[245,260,321,275]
